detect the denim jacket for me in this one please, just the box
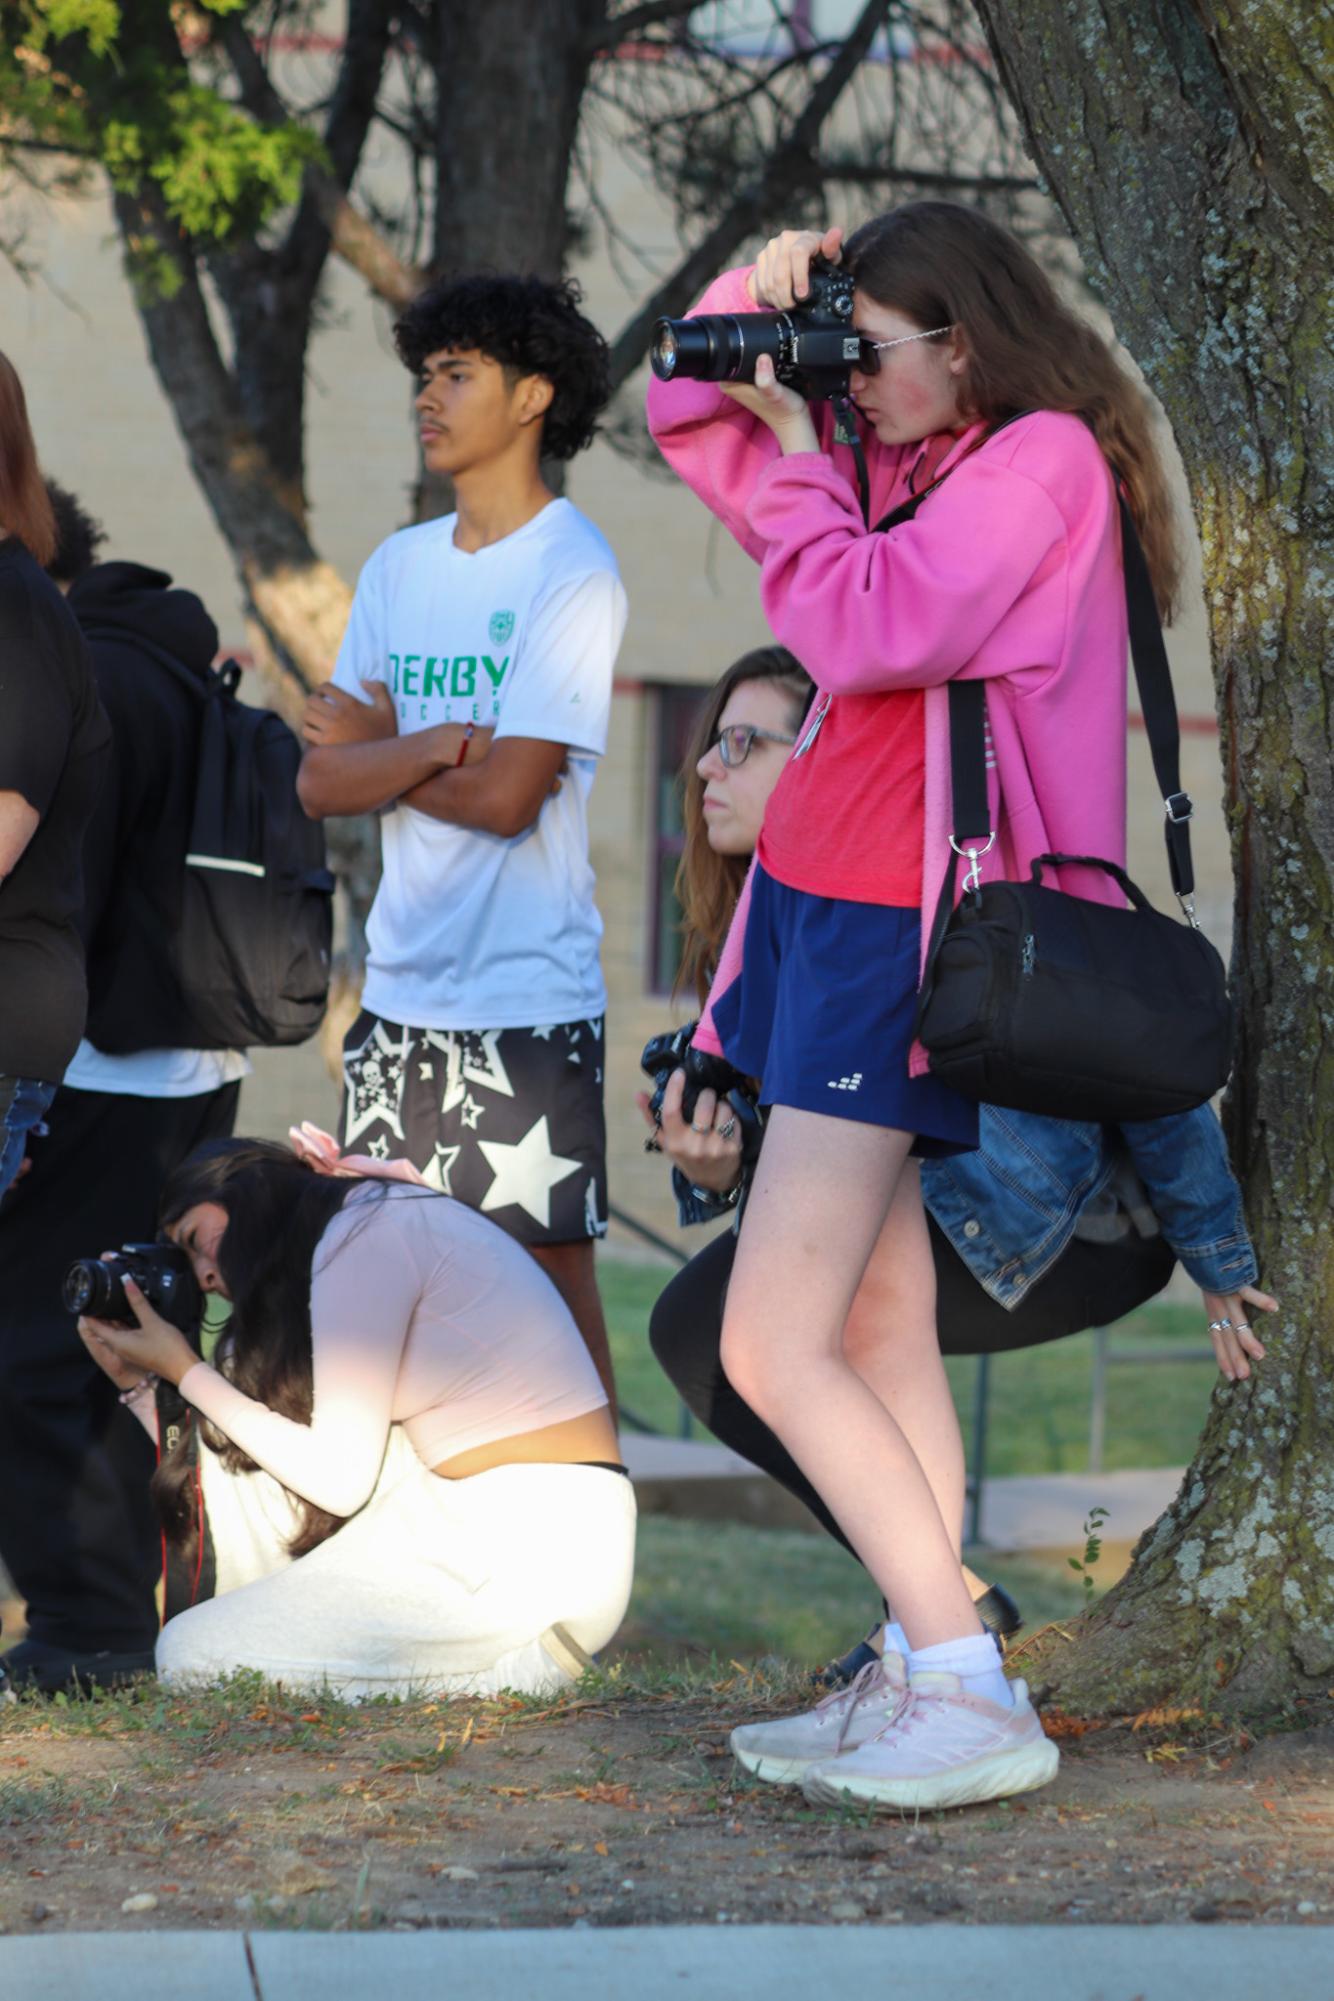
[676,1101,1258,1310]
[920,1101,1257,1308]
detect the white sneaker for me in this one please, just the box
[802,1670,1059,1812]
[729,1652,908,1787]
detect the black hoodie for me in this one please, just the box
[68,562,221,1053]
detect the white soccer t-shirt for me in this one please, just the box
[331,499,627,1031]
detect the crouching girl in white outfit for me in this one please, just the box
[77,1138,635,1699]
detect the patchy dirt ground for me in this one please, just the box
[1,1666,1331,1937]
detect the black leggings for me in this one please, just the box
[648,1212,1174,1558]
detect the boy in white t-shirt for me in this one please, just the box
[298,274,627,1405]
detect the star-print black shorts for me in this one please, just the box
[338,1010,608,1246]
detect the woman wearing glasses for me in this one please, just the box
[645,200,1192,1812]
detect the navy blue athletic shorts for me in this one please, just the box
[710,865,978,1159]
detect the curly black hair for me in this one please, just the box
[45,478,107,583]
[393,272,611,462]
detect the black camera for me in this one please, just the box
[650,256,861,403]
[62,1243,202,1335]
[640,1024,762,1167]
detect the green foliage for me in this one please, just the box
[23,0,120,60]
[1,2,325,261]
[103,82,323,239]
[1067,1504,1111,1604]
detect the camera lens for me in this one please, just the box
[652,323,681,379]
[61,1260,109,1316]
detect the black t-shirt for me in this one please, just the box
[0,538,110,1081]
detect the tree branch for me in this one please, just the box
[821,162,1039,193]
[589,0,702,51]
[214,10,423,307]
[605,0,892,391]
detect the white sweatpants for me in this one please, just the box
[156,1427,637,1700]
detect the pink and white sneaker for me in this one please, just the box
[729,1652,908,1787]
[801,1670,1059,1812]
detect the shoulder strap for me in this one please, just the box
[918,488,1196,909]
[1117,495,1195,901]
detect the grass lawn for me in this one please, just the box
[622,1516,1097,1668]
[600,1255,1219,1477]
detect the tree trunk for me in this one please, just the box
[113,189,354,709]
[971,0,1334,1716]
[433,0,608,278]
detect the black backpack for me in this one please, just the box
[86,637,335,1049]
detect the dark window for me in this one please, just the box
[648,683,710,996]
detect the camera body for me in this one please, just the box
[62,1242,202,1336]
[650,257,860,402]
[640,1024,762,1167]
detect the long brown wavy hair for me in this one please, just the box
[844,203,1182,619]
[0,353,56,566]
[674,646,814,1008]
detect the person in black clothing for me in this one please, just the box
[0,485,244,1695]
[0,363,110,1203]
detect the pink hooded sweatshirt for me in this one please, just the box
[646,265,1132,1072]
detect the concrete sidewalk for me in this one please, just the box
[2,1924,1331,2000]
[623,1434,1183,1551]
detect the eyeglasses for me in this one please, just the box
[856,325,954,376]
[711,724,796,768]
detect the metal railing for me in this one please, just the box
[965,1324,1215,1543]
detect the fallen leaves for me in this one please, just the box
[573,1781,638,1810]
[1039,1710,1111,1740]
[1131,1706,1206,1733]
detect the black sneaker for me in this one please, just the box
[811,1622,883,1690]
[814,1580,1025,1689]
[1,1638,156,1696]
[973,1583,1024,1655]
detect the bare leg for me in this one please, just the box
[841,1161,967,1555]
[720,1106,981,1652]
[529,1239,618,1426]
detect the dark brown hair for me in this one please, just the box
[152,1140,389,1561]
[0,354,56,566]
[844,203,1181,619]
[674,647,814,1008]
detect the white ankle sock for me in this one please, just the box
[907,1632,1014,1708]
[882,1620,910,1659]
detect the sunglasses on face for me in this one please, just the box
[855,324,955,376]
[711,723,797,769]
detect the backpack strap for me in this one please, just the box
[77,624,242,703]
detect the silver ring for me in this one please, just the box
[690,1121,710,1134]
[1234,1321,1251,1333]
[1208,1318,1233,1333]
[718,1118,737,1141]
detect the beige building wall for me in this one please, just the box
[0,77,1233,1247]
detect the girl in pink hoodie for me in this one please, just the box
[647,203,1181,1812]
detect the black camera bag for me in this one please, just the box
[909,481,1233,1122]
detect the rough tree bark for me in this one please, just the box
[972,0,1334,1717]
